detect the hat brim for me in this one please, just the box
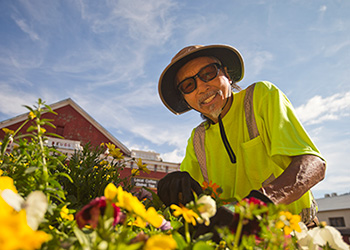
[158,44,244,115]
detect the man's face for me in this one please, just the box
[176,56,232,121]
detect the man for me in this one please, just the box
[157,44,326,229]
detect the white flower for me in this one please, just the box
[296,222,349,250]
[196,195,217,226]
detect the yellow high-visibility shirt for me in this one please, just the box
[180,81,324,219]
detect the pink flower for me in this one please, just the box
[75,197,121,229]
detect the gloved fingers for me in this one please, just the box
[190,177,204,196]
[157,171,203,207]
[194,206,236,243]
[245,190,273,204]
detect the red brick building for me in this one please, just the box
[0,98,180,191]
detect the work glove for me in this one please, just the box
[194,189,273,243]
[157,171,203,207]
[245,189,273,204]
[194,206,235,243]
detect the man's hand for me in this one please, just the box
[157,171,203,207]
[194,206,236,243]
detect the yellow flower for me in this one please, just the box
[0,176,18,214]
[145,207,163,228]
[130,216,147,228]
[105,143,124,159]
[28,111,36,120]
[40,128,46,134]
[111,185,163,227]
[136,158,150,174]
[104,183,118,200]
[144,234,177,250]
[0,170,3,176]
[60,205,74,221]
[0,209,49,250]
[171,204,199,226]
[276,211,301,235]
[2,128,14,135]
[131,168,140,176]
[100,160,108,166]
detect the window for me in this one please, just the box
[329,217,345,227]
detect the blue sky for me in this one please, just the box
[0,0,349,199]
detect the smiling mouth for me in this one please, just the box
[202,94,216,104]
[200,91,218,105]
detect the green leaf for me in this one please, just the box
[55,172,74,183]
[73,226,92,250]
[26,126,37,133]
[24,166,38,174]
[193,241,214,250]
[172,231,188,250]
[46,132,64,139]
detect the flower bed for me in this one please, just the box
[0,99,349,250]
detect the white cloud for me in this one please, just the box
[246,50,274,77]
[160,148,184,163]
[295,92,350,125]
[11,15,39,41]
[319,5,327,13]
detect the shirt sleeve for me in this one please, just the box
[180,129,205,185]
[254,81,324,162]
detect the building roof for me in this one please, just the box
[316,193,350,212]
[0,98,131,155]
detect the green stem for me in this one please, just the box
[185,221,191,244]
[37,118,48,186]
[233,215,244,249]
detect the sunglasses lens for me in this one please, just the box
[198,64,219,82]
[179,78,196,94]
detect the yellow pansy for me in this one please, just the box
[111,185,163,228]
[130,216,147,228]
[170,204,199,226]
[104,183,118,200]
[145,207,163,228]
[0,209,49,250]
[144,234,177,250]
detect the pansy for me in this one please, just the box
[196,195,217,226]
[170,204,199,226]
[75,197,121,229]
[144,234,177,250]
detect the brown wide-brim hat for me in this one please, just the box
[158,44,244,115]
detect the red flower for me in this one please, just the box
[76,197,121,229]
[231,197,268,237]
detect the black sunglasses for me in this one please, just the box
[177,63,222,94]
